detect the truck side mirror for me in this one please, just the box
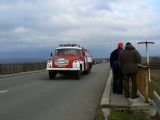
[82,52,85,56]
[50,52,52,57]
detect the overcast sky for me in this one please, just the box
[0,0,160,58]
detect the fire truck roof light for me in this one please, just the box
[59,44,80,47]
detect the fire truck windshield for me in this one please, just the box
[55,49,81,55]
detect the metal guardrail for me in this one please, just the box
[136,65,149,102]
[0,63,46,75]
[153,91,160,114]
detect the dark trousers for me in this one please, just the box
[112,69,123,94]
[123,73,137,97]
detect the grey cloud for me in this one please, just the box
[0,0,159,58]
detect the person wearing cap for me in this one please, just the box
[110,42,124,94]
[118,42,141,99]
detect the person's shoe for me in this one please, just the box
[117,92,123,95]
[125,95,130,98]
[113,90,117,94]
[131,95,139,99]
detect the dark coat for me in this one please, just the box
[118,44,141,74]
[110,48,123,71]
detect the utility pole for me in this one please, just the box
[138,41,154,82]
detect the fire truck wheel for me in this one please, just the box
[84,66,91,74]
[49,71,57,79]
[88,64,92,73]
[88,66,92,73]
[75,70,82,79]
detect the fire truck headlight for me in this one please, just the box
[47,60,52,68]
[72,60,80,68]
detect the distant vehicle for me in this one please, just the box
[102,60,107,63]
[92,60,96,65]
[46,44,93,79]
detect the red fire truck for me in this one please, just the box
[46,44,93,79]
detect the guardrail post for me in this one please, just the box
[145,67,149,102]
[36,63,37,70]
[0,64,2,74]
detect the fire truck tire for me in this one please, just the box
[84,65,92,74]
[75,70,82,79]
[88,64,92,73]
[49,71,57,79]
[84,70,89,74]
[88,68,91,73]
[87,69,91,74]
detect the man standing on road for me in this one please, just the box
[118,42,141,99]
[110,42,124,94]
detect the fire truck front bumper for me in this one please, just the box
[46,67,80,71]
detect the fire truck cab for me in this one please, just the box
[46,44,93,79]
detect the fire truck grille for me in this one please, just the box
[54,58,69,65]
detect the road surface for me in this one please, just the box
[0,63,110,120]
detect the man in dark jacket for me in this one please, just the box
[118,42,141,98]
[110,42,124,94]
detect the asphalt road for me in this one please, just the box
[0,63,110,120]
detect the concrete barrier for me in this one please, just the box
[100,69,112,106]
[0,63,46,75]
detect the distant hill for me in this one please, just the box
[92,58,109,64]
[95,57,160,70]
[0,58,108,64]
[150,57,160,70]
[141,57,160,70]
[1,57,158,69]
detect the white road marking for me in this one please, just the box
[0,90,8,94]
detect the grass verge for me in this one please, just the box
[150,70,160,97]
[109,109,149,120]
[96,107,105,120]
